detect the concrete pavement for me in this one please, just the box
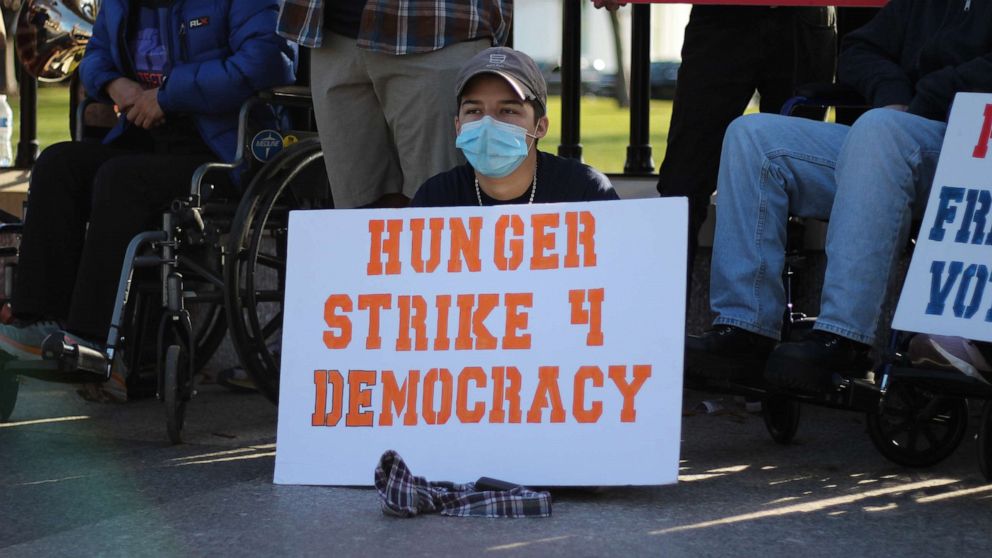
[2,376,991,557]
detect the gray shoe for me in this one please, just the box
[0,320,63,361]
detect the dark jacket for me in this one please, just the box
[80,0,296,163]
[839,0,992,121]
[411,151,619,207]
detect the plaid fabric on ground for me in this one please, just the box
[277,0,511,53]
[373,450,552,518]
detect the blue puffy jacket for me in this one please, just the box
[80,0,297,164]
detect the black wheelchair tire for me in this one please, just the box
[118,278,226,401]
[867,381,968,468]
[0,371,18,422]
[225,138,330,404]
[159,311,195,445]
[979,401,992,482]
[762,395,801,444]
[164,344,188,444]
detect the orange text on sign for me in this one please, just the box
[323,292,535,351]
[310,364,651,427]
[366,211,598,275]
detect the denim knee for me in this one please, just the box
[842,109,927,161]
[723,113,793,154]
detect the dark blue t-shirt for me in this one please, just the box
[121,0,206,152]
[411,151,619,207]
[129,2,171,89]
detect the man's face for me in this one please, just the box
[456,74,548,137]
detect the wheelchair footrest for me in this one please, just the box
[1,359,105,384]
[782,375,880,412]
[886,366,992,399]
[839,377,882,412]
[27,335,113,381]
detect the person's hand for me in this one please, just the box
[126,87,166,129]
[106,77,144,114]
[592,0,627,11]
[884,104,909,112]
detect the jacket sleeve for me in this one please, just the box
[79,6,123,104]
[157,1,296,115]
[908,52,992,121]
[837,0,914,108]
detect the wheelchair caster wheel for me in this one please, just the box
[164,344,191,444]
[979,401,992,482]
[763,395,800,444]
[1,372,18,422]
[867,381,967,468]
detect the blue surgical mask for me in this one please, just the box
[456,116,536,178]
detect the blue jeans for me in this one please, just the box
[710,109,946,344]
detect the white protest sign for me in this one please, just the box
[894,93,992,341]
[274,198,686,486]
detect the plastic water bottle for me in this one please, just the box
[0,95,12,167]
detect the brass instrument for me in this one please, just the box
[15,0,100,82]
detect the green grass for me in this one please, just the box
[8,85,74,159]
[8,86,675,174]
[542,95,674,174]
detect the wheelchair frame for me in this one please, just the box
[689,87,992,481]
[0,86,331,443]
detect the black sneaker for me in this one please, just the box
[764,330,872,394]
[685,325,776,383]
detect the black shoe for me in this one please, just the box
[764,330,872,394]
[685,325,776,383]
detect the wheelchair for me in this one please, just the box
[0,85,332,443]
[689,84,992,481]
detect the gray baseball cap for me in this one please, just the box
[454,47,548,111]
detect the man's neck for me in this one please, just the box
[476,150,538,201]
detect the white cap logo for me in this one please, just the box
[488,54,507,65]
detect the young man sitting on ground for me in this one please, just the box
[410,47,619,207]
[686,0,992,393]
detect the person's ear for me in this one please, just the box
[454,116,461,136]
[534,115,549,139]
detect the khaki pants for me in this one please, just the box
[311,34,490,208]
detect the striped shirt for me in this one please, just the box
[277,0,512,54]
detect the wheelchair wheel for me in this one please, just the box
[225,138,330,404]
[189,301,227,371]
[0,372,18,422]
[164,345,189,444]
[762,395,801,444]
[160,313,195,444]
[867,381,968,468]
[121,280,226,399]
[979,401,992,482]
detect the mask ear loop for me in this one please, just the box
[524,123,542,152]
[525,112,548,150]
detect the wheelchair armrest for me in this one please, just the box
[781,83,868,117]
[75,98,118,142]
[793,83,866,107]
[257,85,313,109]
[188,86,315,200]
